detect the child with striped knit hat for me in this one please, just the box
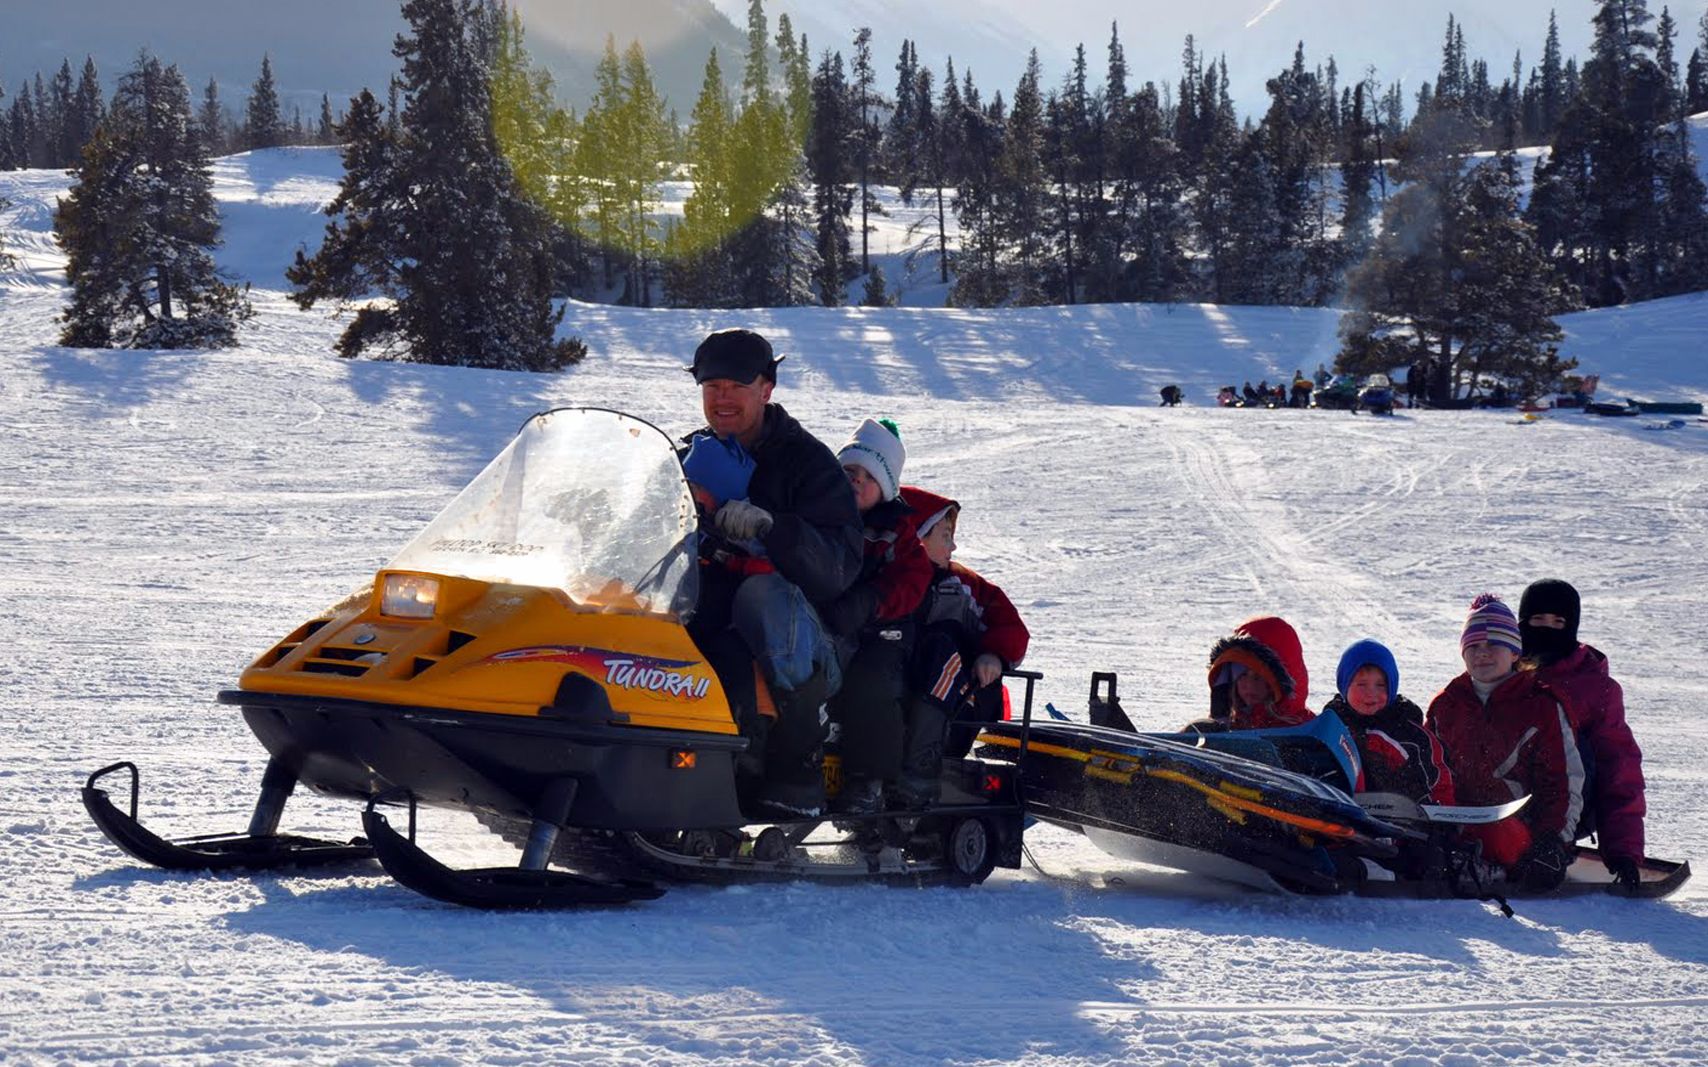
[1426,594,1586,891]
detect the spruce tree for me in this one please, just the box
[286,89,400,355]
[850,28,885,274]
[54,54,251,348]
[999,51,1051,305]
[807,49,853,305]
[49,60,75,167]
[71,58,104,159]
[1339,99,1569,402]
[617,41,670,305]
[577,37,625,289]
[199,78,224,155]
[246,54,283,150]
[317,95,336,144]
[289,0,576,368]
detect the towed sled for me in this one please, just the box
[82,408,1023,908]
[976,673,1690,900]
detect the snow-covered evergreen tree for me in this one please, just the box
[54,54,251,349]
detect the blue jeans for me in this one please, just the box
[730,572,842,697]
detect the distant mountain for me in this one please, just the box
[4,0,747,120]
[719,0,1601,118]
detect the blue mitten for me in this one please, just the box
[682,433,755,507]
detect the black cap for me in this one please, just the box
[687,329,783,384]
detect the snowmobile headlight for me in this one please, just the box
[381,574,440,618]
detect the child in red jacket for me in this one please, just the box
[1323,638,1455,804]
[1520,578,1646,888]
[1427,594,1586,890]
[1198,616,1315,731]
[894,486,1030,804]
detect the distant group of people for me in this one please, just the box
[678,328,1029,820]
[1193,588,1646,890]
[1210,365,1331,409]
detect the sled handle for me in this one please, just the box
[1090,671,1118,705]
[85,762,140,821]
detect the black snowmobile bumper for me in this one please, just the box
[82,761,375,871]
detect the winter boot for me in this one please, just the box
[747,668,834,820]
[894,697,948,808]
[833,776,885,816]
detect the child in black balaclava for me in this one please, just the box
[1519,579,1647,889]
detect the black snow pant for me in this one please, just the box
[827,623,913,784]
[907,622,1006,770]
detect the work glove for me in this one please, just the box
[1514,833,1571,892]
[974,652,1003,687]
[682,433,755,509]
[1605,855,1642,895]
[713,498,773,541]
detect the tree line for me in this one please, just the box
[2,52,351,170]
[24,0,1708,398]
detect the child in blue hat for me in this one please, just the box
[1323,638,1455,804]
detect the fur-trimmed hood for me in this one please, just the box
[1206,634,1297,722]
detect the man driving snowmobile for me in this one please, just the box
[680,329,864,819]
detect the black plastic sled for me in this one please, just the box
[977,681,1413,894]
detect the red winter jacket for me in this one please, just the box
[1533,644,1646,862]
[860,503,933,623]
[1427,670,1586,844]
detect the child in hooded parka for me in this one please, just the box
[1198,616,1315,731]
[893,486,1030,804]
[1323,638,1455,805]
[819,418,934,814]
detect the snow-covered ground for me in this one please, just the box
[2,153,1707,1065]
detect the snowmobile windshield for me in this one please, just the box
[387,408,698,620]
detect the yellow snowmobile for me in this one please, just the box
[83,408,1023,907]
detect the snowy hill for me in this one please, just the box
[3,152,1708,1065]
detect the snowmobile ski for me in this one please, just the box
[361,806,663,909]
[1355,792,1530,825]
[82,761,374,871]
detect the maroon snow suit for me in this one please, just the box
[1427,670,1586,850]
[1533,644,1646,864]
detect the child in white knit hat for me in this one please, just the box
[820,418,933,814]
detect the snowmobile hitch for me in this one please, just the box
[360,788,665,910]
[81,759,376,872]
